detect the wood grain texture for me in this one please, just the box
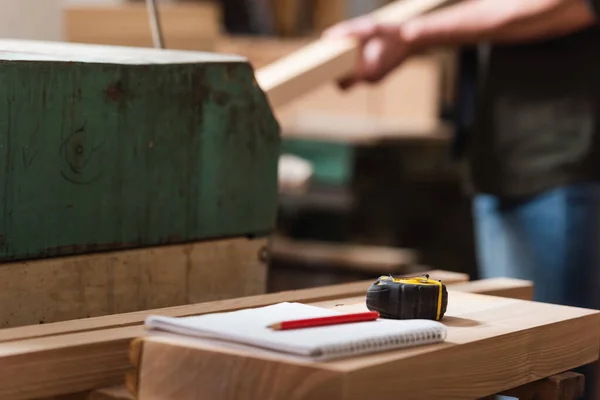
[256,0,455,109]
[0,40,279,262]
[0,271,467,400]
[64,2,220,51]
[134,292,600,400]
[0,237,268,328]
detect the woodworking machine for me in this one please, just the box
[0,40,280,261]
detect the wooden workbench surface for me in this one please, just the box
[132,291,600,400]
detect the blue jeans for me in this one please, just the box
[473,182,600,400]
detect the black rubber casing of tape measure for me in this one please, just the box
[366,275,448,321]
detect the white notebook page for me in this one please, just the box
[145,302,447,360]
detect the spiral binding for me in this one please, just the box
[316,325,447,359]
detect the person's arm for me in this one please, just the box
[402,0,599,50]
[324,0,600,87]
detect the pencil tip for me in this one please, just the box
[268,323,281,330]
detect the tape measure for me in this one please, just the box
[366,274,448,321]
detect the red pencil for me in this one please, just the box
[268,311,380,331]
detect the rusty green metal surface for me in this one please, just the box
[0,41,280,261]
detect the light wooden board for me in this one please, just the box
[256,0,455,109]
[0,237,268,328]
[276,55,444,129]
[133,291,600,400]
[0,270,468,400]
[217,35,448,130]
[64,2,220,51]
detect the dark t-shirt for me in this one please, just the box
[464,0,600,198]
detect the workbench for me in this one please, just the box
[129,283,600,400]
[0,270,595,399]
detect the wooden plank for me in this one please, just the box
[0,269,467,344]
[132,292,600,400]
[276,55,444,130]
[64,2,220,51]
[0,237,268,328]
[216,35,447,129]
[0,40,279,262]
[256,0,455,109]
[0,271,468,400]
[446,277,534,301]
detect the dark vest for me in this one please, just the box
[461,26,600,198]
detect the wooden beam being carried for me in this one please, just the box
[256,0,455,109]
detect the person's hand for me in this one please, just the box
[323,16,414,90]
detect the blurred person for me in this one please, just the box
[324,0,600,398]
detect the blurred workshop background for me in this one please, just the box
[9,0,473,293]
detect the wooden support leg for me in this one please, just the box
[480,371,585,400]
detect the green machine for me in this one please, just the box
[0,39,280,262]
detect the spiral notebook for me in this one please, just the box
[145,302,447,361]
